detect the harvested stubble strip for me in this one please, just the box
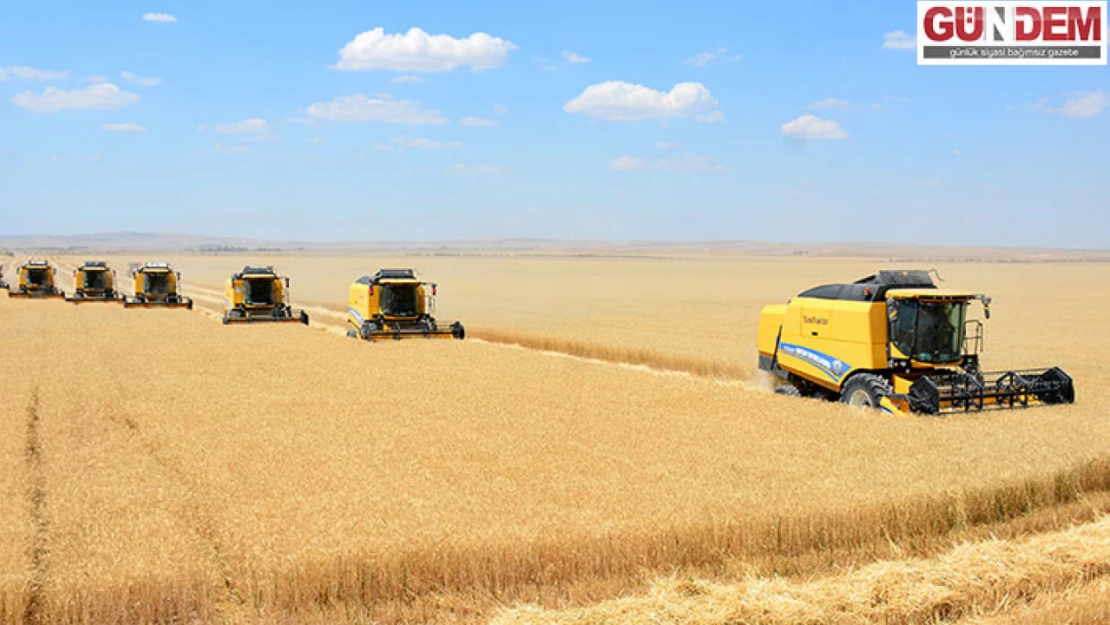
[492,512,1110,625]
[6,301,223,624]
[0,295,41,624]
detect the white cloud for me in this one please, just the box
[609,156,646,171]
[886,95,912,104]
[459,115,497,127]
[391,135,461,149]
[882,30,916,49]
[333,27,516,73]
[11,83,140,113]
[533,56,559,72]
[142,12,178,23]
[306,93,448,124]
[120,71,162,86]
[1035,90,1107,118]
[390,74,424,83]
[809,97,851,110]
[493,103,509,115]
[307,136,324,144]
[687,47,741,66]
[450,163,509,175]
[0,65,67,81]
[908,177,941,186]
[213,142,250,154]
[102,123,147,132]
[564,81,722,122]
[781,114,849,140]
[370,142,396,152]
[560,50,591,64]
[199,118,275,137]
[695,110,725,124]
[656,141,679,149]
[952,149,962,157]
[609,153,726,173]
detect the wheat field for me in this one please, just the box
[1,253,1108,623]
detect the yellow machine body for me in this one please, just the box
[66,261,120,302]
[222,266,308,324]
[757,270,1074,415]
[122,262,193,309]
[8,260,64,299]
[346,269,464,340]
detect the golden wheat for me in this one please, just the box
[493,512,1110,625]
[0,254,1106,623]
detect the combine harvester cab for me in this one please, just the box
[8,259,64,299]
[757,270,1074,416]
[346,269,465,341]
[66,261,121,303]
[222,265,309,325]
[122,262,193,309]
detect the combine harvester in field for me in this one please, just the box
[7,259,64,299]
[346,269,465,340]
[65,261,121,303]
[222,265,309,325]
[757,270,1074,415]
[122,262,193,309]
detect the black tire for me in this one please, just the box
[451,321,465,340]
[839,373,893,409]
[774,384,802,397]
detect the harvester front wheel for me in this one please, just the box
[774,385,802,397]
[840,373,892,409]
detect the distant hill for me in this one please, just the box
[1,232,1107,262]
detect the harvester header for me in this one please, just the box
[757,270,1074,416]
[346,269,464,340]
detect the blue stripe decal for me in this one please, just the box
[348,306,364,324]
[778,342,850,382]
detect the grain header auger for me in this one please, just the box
[346,269,465,340]
[122,262,193,309]
[757,270,1075,416]
[0,264,8,290]
[222,265,309,325]
[65,261,122,303]
[7,259,65,299]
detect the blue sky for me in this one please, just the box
[1,1,1107,247]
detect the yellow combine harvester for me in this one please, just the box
[122,262,193,309]
[222,265,308,324]
[757,270,1074,415]
[346,269,464,340]
[7,260,64,299]
[65,261,121,303]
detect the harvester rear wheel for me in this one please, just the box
[774,385,802,397]
[840,373,892,409]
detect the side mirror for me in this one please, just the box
[285,277,290,288]
[431,283,438,296]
